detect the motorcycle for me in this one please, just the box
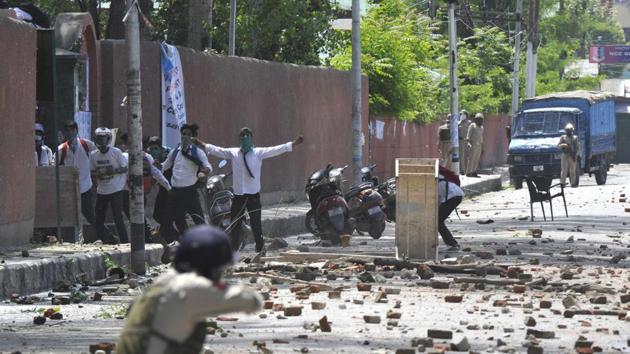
[305,164,354,245]
[206,160,252,250]
[376,177,397,222]
[345,165,386,239]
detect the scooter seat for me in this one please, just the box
[345,182,373,199]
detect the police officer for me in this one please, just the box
[465,113,485,177]
[458,110,471,174]
[117,225,262,354]
[438,116,452,169]
[558,123,580,187]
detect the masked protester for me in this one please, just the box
[117,225,262,354]
[57,120,97,226]
[161,124,212,235]
[558,123,580,187]
[35,123,53,166]
[465,113,485,177]
[90,127,129,244]
[146,136,171,169]
[194,127,303,254]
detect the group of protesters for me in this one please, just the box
[35,120,302,253]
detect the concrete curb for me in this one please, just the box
[0,244,164,299]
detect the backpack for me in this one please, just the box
[439,166,461,186]
[59,139,90,165]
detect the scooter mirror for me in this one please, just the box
[218,160,228,169]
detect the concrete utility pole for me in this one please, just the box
[123,0,145,275]
[525,0,540,97]
[447,0,460,175]
[510,0,523,122]
[351,0,363,184]
[228,0,236,56]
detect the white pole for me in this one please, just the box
[448,0,460,175]
[228,0,236,56]
[123,0,145,275]
[351,0,363,183]
[510,0,523,121]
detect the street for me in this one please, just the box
[1,165,629,354]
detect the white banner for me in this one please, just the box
[75,111,92,140]
[161,43,187,149]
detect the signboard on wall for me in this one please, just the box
[589,45,630,64]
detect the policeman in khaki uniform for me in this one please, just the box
[117,225,261,354]
[465,113,485,177]
[458,110,471,174]
[558,123,580,187]
[438,116,452,169]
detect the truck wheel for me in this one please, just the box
[511,177,523,189]
[595,159,608,185]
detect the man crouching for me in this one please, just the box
[117,225,262,354]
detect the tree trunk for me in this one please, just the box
[106,0,126,39]
[138,0,153,40]
[187,0,205,50]
[206,0,213,49]
[88,0,101,39]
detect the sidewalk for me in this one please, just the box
[0,168,506,299]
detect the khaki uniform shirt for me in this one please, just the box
[466,123,484,145]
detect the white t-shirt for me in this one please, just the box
[162,146,212,188]
[90,147,128,195]
[37,145,54,166]
[57,138,97,194]
[204,142,293,195]
[128,269,261,353]
[438,175,465,203]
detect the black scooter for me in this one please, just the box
[345,165,386,239]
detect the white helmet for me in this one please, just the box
[565,123,574,131]
[94,127,112,149]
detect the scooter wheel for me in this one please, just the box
[305,209,319,235]
[368,221,385,239]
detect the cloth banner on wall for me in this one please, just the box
[161,42,187,149]
[75,111,92,140]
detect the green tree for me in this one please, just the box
[330,0,447,122]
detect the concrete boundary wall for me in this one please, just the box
[369,115,510,179]
[99,40,369,204]
[0,12,37,246]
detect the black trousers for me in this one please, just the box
[95,191,128,243]
[81,190,96,225]
[171,185,205,234]
[438,196,462,247]
[230,193,263,251]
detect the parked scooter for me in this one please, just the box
[305,164,354,245]
[376,177,397,222]
[206,160,252,250]
[346,165,386,239]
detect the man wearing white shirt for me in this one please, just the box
[437,170,465,250]
[57,120,97,227]
[90,127,129,244]
[162,124,212,235]
[195,127,303,253]
[35,123,53,166]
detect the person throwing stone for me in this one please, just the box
[195,127,303,254]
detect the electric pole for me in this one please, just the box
[510,0,523,123]
[352,0,363,184]
[228,0,236,56]
[525,0,539,97]
[447,0,460,175]
[123,0,145,275]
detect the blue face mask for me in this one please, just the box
[240,135,253,154]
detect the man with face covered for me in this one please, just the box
[194,128,303,254]
[90,127,129,244]
[162,124,212,235]
[57,120,97,226]
[35,123,53,166]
